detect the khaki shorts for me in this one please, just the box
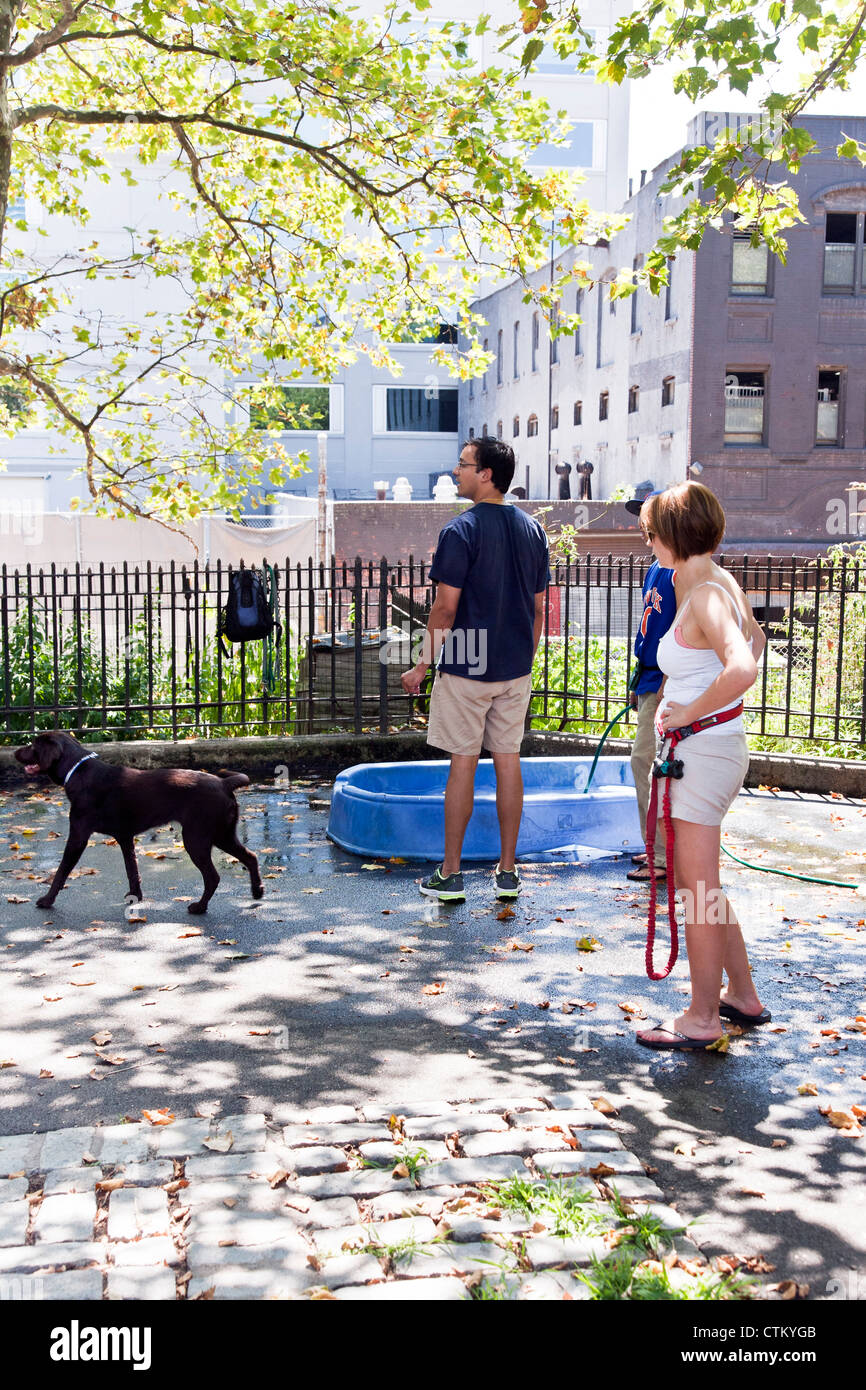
[666,731,750,826]
[426,671,533,757]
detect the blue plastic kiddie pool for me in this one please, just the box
[326,757,642,862]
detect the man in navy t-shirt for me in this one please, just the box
[624,490,676,881]
[401,438,550,902]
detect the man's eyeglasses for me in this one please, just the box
[455,460,479,470]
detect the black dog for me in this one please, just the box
[15,732,263,914]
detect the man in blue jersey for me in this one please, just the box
[624,489,676,881]
[401,437,550,902]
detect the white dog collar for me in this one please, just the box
[63,752,98,786]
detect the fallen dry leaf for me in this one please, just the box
[589,1162,616,1178]
[797,1082,819,1096]
[739,1187,766,1198]
[591,1097,618,1116]
[141,1108,175,1126]
[674,1142,697,1157]
[91,1031,111,1046]
[819,1106,863,1133]
[576,936,601,952]
[556,1056,576,1067]
[776,1279,810,1300]
[96,1178,126,1192]
[421,982,445,995]
[0,1060,17,1069]
[496,906,515,920]
[269,1170,291,1189]
[38,1068,54,1079]
[618,1001,647,1020]
[705,1035,730,1054]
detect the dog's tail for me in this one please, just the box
[216,770,250,793]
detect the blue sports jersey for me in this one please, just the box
[634,561,676,694]
[429,502,550,682]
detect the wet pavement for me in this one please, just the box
[0,772,864,1299]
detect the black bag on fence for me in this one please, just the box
[219,567,275,645]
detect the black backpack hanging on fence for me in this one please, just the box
[220,566,274,644]
[218,563,282,696]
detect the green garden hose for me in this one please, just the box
[721,840,865,892]
[582,704,632,793]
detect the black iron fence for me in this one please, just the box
[1,553,864,752]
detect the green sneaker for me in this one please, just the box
[419,866,465,902]
[494,863,521,898]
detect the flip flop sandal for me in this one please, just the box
[636,1024,725,1051]
[719,1003,772,1026]
[626,863,666,881]
[630,852,648,865]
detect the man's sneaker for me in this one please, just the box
[494,864,521,898]
[419,866,465,902]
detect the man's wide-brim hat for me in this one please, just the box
[624,487,664,517]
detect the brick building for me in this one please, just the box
[461,111,866,551]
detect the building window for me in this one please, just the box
[496,329,503,385]
[468,426,475,439]
[527,413,539,437]
[824,212,858,292]
[551,300,559,364]
[469,375,474,399]
[513,321,519,378]
[249,383,342,432]
[531,313,539,372]
[816,370,842,444]
[496,419,503,439]
[724,370,765,444]
[631,256,641,332]
[551,405,559,430]
[661,376,675,408]
[482,422,488,437]
[482,337,488,392]
[573,400,582,426]
[599,391,609,421]
[575,289,583,356]
[513,415,520,437]
[628,385,639,414]
[664,259,674,320]
[731,231,770,295]
[377,387,458,433]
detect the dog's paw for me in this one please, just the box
[36,896,55,909]
[252,884,264,900]
[187,901,208,915]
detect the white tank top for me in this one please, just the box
[656,581,752,735]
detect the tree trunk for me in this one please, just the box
[0,1,23,262]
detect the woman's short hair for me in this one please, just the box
[646,481,726,560]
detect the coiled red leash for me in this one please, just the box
[643,703,744,981]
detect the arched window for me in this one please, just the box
[482,422,488,437]
[496,420,503,439]
[513,415,520,437]
[527,413,539,437]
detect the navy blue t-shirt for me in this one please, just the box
[429,502,550,682]
[634,560,676,694]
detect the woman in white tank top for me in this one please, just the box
[633,482,770,1052]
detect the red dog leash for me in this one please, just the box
[644,702,744,980]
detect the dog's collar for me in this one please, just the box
[63,752,98,786]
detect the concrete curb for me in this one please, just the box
[1,731,863,797]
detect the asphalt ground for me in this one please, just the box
[0,772,864,1300]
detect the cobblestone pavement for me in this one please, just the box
[1,779,864,1299]
[0,1090,732,1301]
